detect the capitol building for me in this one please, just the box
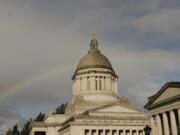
[30,38,180,135]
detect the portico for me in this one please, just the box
[145,82,180,135]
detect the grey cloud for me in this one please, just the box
[0,103,26,134]
[0,0,180,132]
[135,9,180,37]
[102,46,180,106]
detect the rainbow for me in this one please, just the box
[0,66,72,101]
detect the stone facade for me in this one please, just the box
[30,38,149,135]
[145,82,180,135]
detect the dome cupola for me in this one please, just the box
[73,38,116,78]
[71,38,118,108]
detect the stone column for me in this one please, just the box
[170,110,178,135]
[91,130,97,135]
[114,79,118,93]
[90,76,96,90]
[87,77,90,90]
[72,80,75,95]
[178,109,180,125]
[156,114,163,135]
[101,77,104,90]
[111,79,114,92]
[126,130,130,135]
[76,79,80,92]
[82,77,86,91]
[80,78,82,91]
[103,77,105,91]
[137,130,140,135]
[136,130,138,135]
[97,77,100,90]
[139,131,143,135]
[108,77,111,91]
[163,112,170,135]
[121,130,125,135]
[84,77,88,91]
[98,130,103,135]
[150,116,156,135]
[105,130,110,135]
[112,130,118,135]
[105,77,109,91]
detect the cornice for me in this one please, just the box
[72,68,118,80]
[145,96,180,110]
[146,101,180,115]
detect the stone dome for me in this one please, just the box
[76,38,114,72]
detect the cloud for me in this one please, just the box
[135,9,180,37]
[102,45,180,106]
[0,0,180,132]
[0,104,26,134]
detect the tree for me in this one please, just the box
[12,124,20,135]
[5,103,68,135]
[34,113,45,122]
[20,119,32,135]
[6,128,12,135]
[53,103,67,114]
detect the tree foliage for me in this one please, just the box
[52,103,67,114]
[5,103,67,135]
[34,113,45,122]
[12,124,20,135]
[6,128,12,135]
[20,119,32,135]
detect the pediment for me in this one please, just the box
[154,87,180,104]
[87,102,143,114]
[145,82,180,109]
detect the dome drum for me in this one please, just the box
[72,71,118,96]
[72,38,119,103]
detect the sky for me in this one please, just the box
[0,0,180,134]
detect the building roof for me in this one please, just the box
[76,38,114,72]
[144,81,180,110]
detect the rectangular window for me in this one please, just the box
[85,129,89,135]
[34,131,46,135]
